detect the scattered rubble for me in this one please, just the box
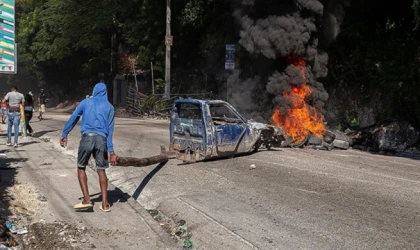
[148,210,197,249]
[349,121,420,154]
[18,221,92,249]
[371,122,419,152]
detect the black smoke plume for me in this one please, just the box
[229,0,349,123]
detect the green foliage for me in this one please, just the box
[326,0,420,126]
[413,0,420,29]
[154,78,166,93]
[183,239,193,248]
[9,0,233,98]
[138,95,168,114]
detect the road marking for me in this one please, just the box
[295,188,320,195]
[326,149,418,167]
[177,197,261,250]
[249,158,420,186]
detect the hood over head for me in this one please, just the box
[92,83,108,99]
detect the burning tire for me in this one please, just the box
[323,130,336,144]
[308,135,323,145]
[290,135,309,148]
[332,130,352,144]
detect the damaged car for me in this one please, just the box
[169,99,285,162]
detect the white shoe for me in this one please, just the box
[6,142,12,146]
[13,143,18,148]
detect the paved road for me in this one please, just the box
[29,112,420,250]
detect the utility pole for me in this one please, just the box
[151,62,155,95]
[130,57,138,93]
[164,0,172,99]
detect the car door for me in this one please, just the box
[170,101,206,154]
[209,103,247,154]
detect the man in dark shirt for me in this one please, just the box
[38,89,46,121]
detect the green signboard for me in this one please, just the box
[0,0,16,74]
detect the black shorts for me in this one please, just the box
[77,133,109,170]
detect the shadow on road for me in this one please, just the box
[88,189,128,207]
[19,141,40,147]
[132,162,167,200]
[33,130,57,137]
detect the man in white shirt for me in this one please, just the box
[3,86,25,147]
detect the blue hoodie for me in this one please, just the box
[61,83,115,152]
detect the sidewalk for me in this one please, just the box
[0,124,177,250]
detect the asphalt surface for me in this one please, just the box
[26,112,420,250]
[0,122,175,250]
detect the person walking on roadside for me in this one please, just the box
[38,88,46,120]
[28,91,34,103]
[2,86,25,147]
[19,103,27,138]
[24,93,35,136]
[1,94,7,124]
[60,83,118,212]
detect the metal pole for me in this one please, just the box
[131,58,138,93]
[164,0,172,99]
[151,62,155,95]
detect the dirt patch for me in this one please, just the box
[8,181,46,217]
[18,221,90,250]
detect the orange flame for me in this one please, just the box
[272,57,325,143]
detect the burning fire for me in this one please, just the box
[272,57,326,143]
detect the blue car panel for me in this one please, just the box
[169,98,285,162]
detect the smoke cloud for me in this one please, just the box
[229,0,348,123]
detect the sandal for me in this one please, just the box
[99,203,111,212]
[74,202,93,210]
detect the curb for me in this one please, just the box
[106,175,179,249]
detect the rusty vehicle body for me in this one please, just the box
[169,99,285,162]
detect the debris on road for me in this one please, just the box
[117,154,168,167]
[0,243,11,250]
[249,164,256,169]
[116,146,175,167]
[151,210,197,248]
[183,239,193,248]
[371,122,419,152]
[349,121,420,154]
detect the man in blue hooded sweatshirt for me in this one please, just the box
[60,83,118,212]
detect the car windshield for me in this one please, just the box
[174,102,202,120]
[209,104,244,125]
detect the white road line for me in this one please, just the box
[295,188,320,195]
[333,150,418,167]
[177,197,261,250]
[249,158,420,186]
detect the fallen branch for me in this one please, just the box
[116,154,169,167]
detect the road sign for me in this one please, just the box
[225,44,235,70]
[0,0,16,74]
[165,35,173,46]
